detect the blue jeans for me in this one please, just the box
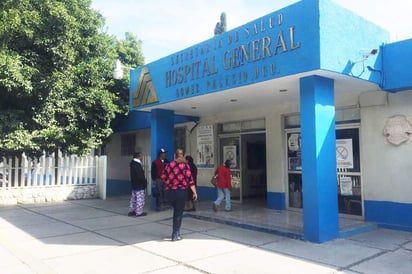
[214,188,231,210]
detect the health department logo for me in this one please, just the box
[383,115,412,146]
[132,66,159,107]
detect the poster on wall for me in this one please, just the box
[287,133,301,171]
[288,157,302,170]
[223,145,237,168]
[339,177,353,196]
[196,125,215,168]
[336,139,354,169]
[288,133,301,152]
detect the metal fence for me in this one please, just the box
[0,153,102,188]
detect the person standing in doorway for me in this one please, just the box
[151,148,169,211]
[128,152,147,217]
[162,148,197,241]
[212,159,232,212]
[184,155,197,211]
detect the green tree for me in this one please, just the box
[0,0,144,157]
[111,32,144,113]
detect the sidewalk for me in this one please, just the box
[0,196,411,274]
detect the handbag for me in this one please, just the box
[210,175,218,187]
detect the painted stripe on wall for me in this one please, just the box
[267,192,286,210]
[197,186,218,201]
[107,179,130,196]
[364,200,412,231]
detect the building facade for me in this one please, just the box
[105,0,412,242]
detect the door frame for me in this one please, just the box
[218,130,266,203]
[284,123,363,217]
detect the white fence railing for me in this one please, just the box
[0,153,102,189]
[0,153,107,203]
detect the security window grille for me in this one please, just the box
[121,133,136,156]
[174,127,186,153]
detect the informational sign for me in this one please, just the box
[288,133,301,152]
[336,139,354,169]
[231,170,241,189]
[288,157,302,170]
[196,125,215,168]
[339,177,353,196]
[223,145,237,168]
[287,133,301,171]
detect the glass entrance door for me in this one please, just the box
[219,136,242,202]
[336,128,362,216]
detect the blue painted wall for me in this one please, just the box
[318,0,389,80]
[197,186,217,202]
[150,109,175,161]
[364,200,412,231]
[196,188,286,209]
[382,39,412,92]
[107,180,217,202]
[267,192,286,210]
[107,179,130,196]
[114,110,198,132]
[129,0,321,110]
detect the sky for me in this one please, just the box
[91,0,412,64]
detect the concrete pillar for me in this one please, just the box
[150,109,175,209]
[300,75,339,243]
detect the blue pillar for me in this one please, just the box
[300,75,339,243]
[150,109,175,209]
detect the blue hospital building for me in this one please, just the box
[105,0,412,243]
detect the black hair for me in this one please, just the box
[224,159,231,167]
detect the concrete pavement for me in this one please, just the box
[0,196,411,274]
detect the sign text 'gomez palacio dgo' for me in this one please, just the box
[165,13,301,99]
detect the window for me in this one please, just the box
[284,106,360,129]
[218,119,265,134]
[121,133,136,156]
[174,127,186,153]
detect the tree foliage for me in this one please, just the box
[0,0,144,157]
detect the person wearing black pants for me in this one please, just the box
[168,189,187,238]
[184,155,197,211]
[162,148,197,241]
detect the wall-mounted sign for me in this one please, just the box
[288,133,301,152]
[129,3,314,111]
[339,177,353,196]
[336,139,354,169]
[223,145,237,168]
[288,157,301,170]
[196,125,215,168]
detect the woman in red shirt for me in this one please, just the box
[212,159,232,212]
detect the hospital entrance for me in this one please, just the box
[218,120,267,205]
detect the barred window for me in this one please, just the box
[174,127,186,153]
[121,133,136,156]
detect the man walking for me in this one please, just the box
[212,159,232,212]
[151,148,169,210]
[128,152,148,217]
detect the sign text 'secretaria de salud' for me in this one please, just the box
[165,13,301,99]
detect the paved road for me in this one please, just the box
[0,197,411,273]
